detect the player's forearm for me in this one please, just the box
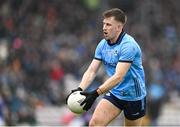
[79,70,96,90]
[97,74,123,95]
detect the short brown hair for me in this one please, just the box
[103,8,127,25]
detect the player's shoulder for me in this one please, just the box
[123,33,137,44]
[97,39,107,48]
[121,34,141,52]
[121,33,140,47]
[99,39,107,44]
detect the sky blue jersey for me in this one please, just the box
[94,31,146,101]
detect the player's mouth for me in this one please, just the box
[103,32,108,36]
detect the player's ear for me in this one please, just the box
[117,23,123,31]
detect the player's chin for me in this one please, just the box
[103,35,109,40]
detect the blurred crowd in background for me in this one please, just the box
[0,0,179,126]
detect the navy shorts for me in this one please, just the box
[103,92,146,120]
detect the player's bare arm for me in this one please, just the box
[97,62,131,95]
[79,59,101,90]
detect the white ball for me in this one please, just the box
[67,91,86,114]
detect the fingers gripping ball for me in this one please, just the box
[67,91,86,114]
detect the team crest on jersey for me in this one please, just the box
[103,49,119,66]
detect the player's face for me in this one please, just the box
[103,17,122,43]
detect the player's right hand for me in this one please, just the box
[65,87,83,104]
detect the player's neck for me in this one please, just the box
[110,30,122,43]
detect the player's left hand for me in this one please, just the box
[80,90,99,111]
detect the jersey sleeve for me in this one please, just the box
[119,41,137,63]
[94,40,104,61]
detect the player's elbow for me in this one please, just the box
[114,74,123,83]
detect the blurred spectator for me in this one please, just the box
[48,61,65,105]
[0,95,5,126]
[147,83,166,126]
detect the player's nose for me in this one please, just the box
[103,24,107,31]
